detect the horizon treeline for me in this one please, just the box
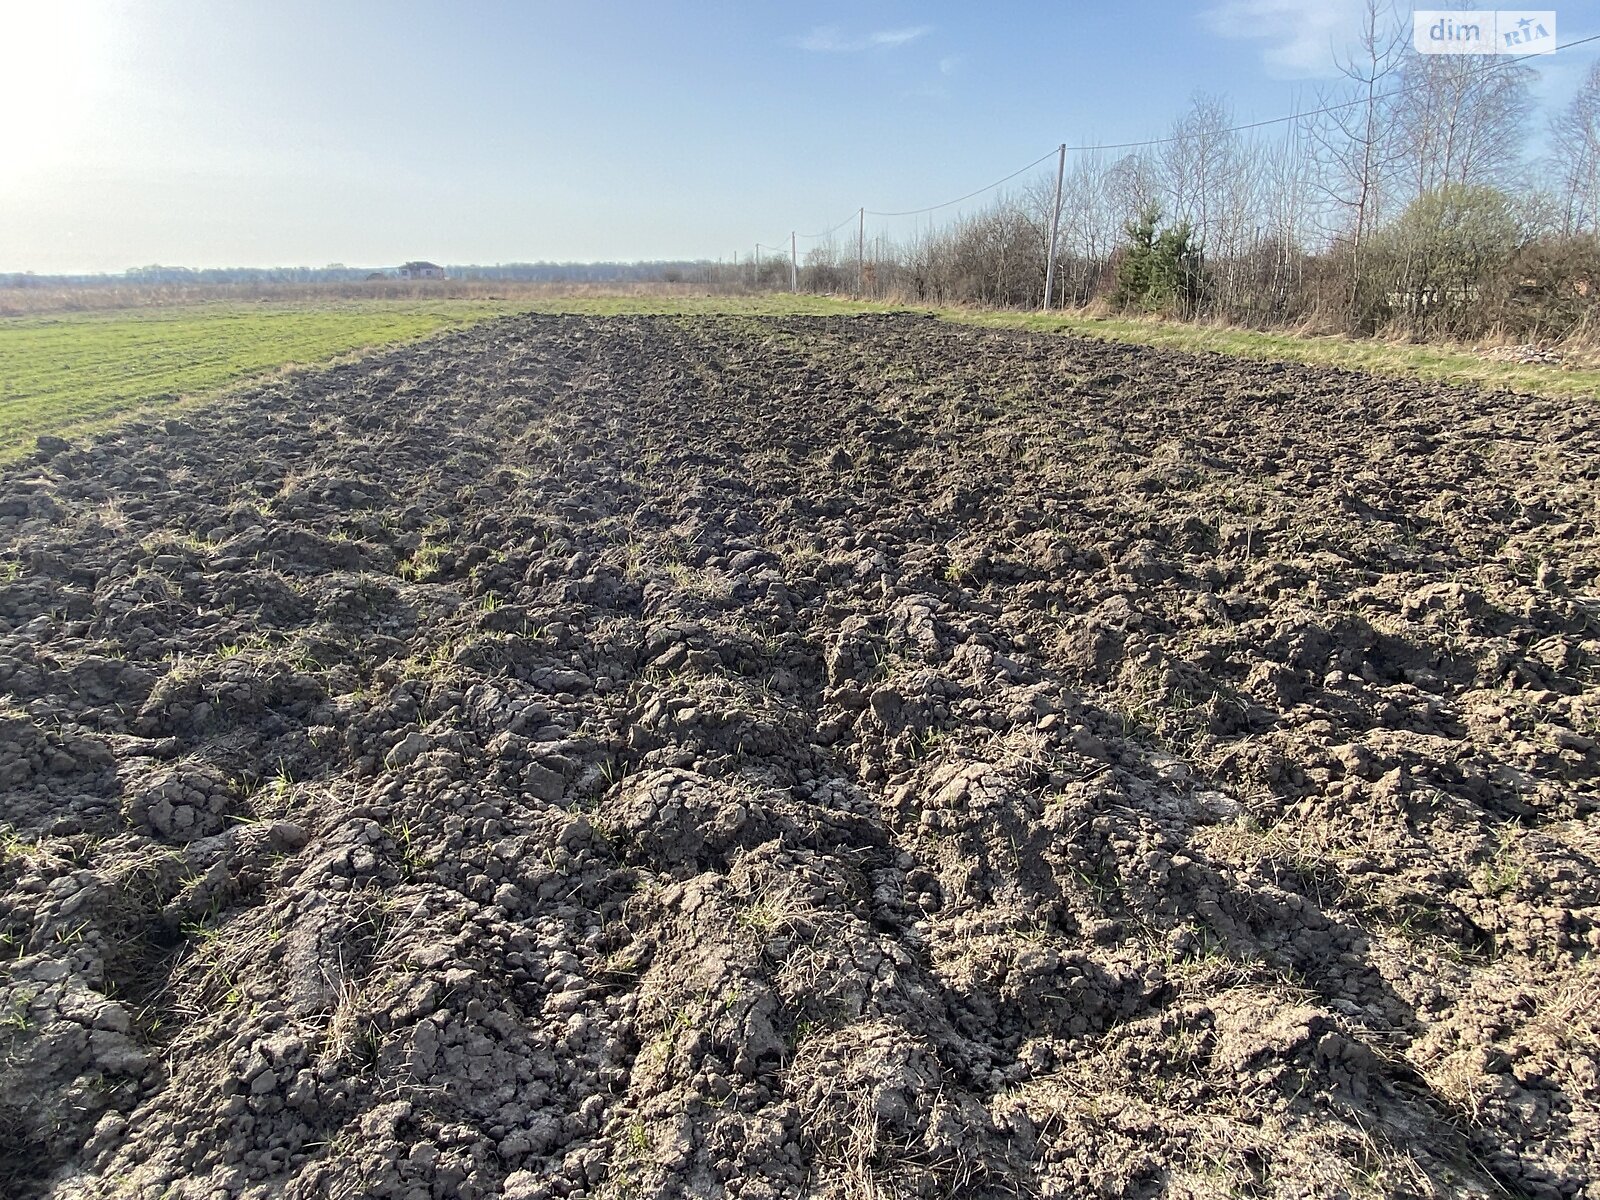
[0,261,725,287]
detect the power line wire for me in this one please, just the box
[1059,31,1600,152]
[866,148,1059,217]
[778,31,1600,240]
[797,212,859,240]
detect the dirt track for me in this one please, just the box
[2,312,1598,1199]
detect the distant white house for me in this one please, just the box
[397,260,445,279]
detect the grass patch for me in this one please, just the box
[0,299,531,459]
[925,305,1600,400]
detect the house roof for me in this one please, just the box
[400,261,442,271]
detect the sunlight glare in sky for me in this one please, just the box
[0,3,118,181]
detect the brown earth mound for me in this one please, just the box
[1,313,1598,1199]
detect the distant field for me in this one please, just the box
[2,289,1593,462]
[0,294,885,460]
[0,300,535,458]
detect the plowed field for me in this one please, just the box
[3,313,1598,1199]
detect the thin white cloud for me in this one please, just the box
[796,24,931,53]
[938,54,964,75]
[870,26,931,48]
[1201,0,1371,77]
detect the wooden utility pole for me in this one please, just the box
[856,207,865,296]
[790,231,798,291]
[1043,143,1066,311]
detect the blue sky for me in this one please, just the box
[1,1,1596,273]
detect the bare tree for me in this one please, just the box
[1157,93,1240,244]
[1394,51,1534,197]
[1307,0,1407,282]
[1057,149,1129,304]
[1550,59,1600,234]
[1105,153,1159,236]
[1240,118,1318,323]
[1156,93,1286,316]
